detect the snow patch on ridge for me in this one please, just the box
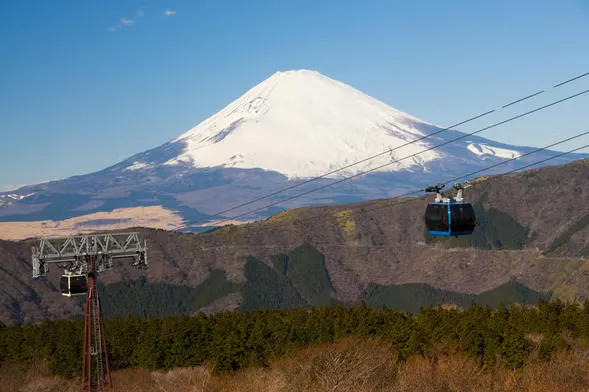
[124,162,152,171]
[0,193,35,200]
[467,143,521,159]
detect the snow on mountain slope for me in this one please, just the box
[163,70,442,178]
[0,193,35,201]
[2,68,588,230]
[124,162,152,171]
[467,143,521,159]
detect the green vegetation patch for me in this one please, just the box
[270,253,289,275]
[3,299,589,378]
[97,269,241,318]
[365,283,475,313]
[365,280,549,313]
[474,280,550,308]
[238,256,308,312]
[544,213,589,255]
[286,243,337,307]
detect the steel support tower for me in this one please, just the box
[32,232,148,391]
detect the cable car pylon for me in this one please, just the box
[31,232,148,391]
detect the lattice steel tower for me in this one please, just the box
[32,232,148,391]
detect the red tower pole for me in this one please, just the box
[82,280,91,391]
[82,260,93,391]
[96,280,112,387]
[32,233,145,392]
[81,255,112,391]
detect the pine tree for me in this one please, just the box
[501,325,530,370]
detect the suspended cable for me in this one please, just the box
[186,128,589,239]
[207,88,589,226]
[182,71,589,227]
[190,133,589,248]
[338,144,589,237]
[358,142,589,218]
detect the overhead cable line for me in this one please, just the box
[192,135,589,249]
[357,139,589,218]
[206,129,589,235]
[207,88,589,226]
[182,71,589,227]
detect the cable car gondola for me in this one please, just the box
[60,273,88,297]
[424,183,476,237]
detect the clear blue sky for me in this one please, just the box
[1,0,588,191]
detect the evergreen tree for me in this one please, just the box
[501,325,530,370]
[539,333,569,361]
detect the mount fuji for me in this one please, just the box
[0,70,586,236]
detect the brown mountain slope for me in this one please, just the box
[0,159,588,324]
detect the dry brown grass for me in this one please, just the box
[519,350,589,392]
[4,337,589,392]
[0,206,183,241]
[216,338,398,392]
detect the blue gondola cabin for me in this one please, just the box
[424,183,476,237]
[425,201,476,236]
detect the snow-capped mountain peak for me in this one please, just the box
[160,69,442,179]
[3,69,587,230]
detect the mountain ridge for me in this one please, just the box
[0,158,588,324]
[0,69,587,231]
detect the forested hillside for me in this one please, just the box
[1,300,586,379]
[0,159,588,324]
[93,246,547,319]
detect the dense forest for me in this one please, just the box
[1,299,587,380]
[89,242,548,319]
